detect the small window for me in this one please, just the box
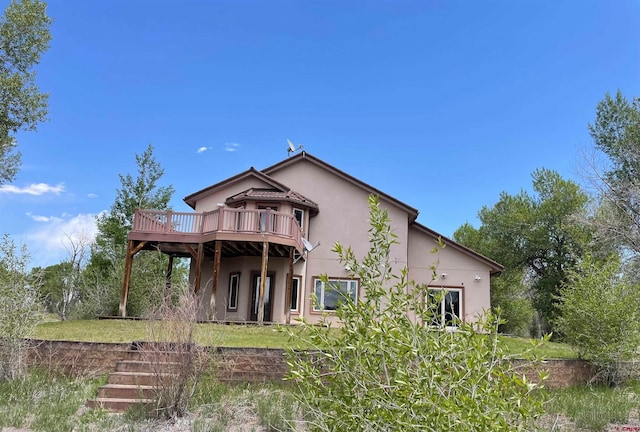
[293,208,304,231]
[427,288,462,328]
[290,276,301,312]
[227,273,240,310]
[313,278,358,312]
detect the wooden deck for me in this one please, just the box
[128,208,304,256]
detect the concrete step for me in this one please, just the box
[86,397,154,413]
[107,371,161,386]
[87,348,203,412]
[97,383,156,400]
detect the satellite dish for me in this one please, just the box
[302,237,318,252]
[287,139,296,153]
[287,139,304,156]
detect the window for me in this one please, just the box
[290,276,301,312]
[293,208,304,231]
[227,273,240,310]
[427,288,462,328]
[313,278,358,311]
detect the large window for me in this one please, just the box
[227,273,240,311]
[427,288,462,328]
[313,278,358,312]
[290,276,301,312]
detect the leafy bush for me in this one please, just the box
[555,255,640,385]
[286,195,546,431]
[0,234,42,380]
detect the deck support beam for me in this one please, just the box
[210,240,222,319]
[164,255,174,307]
[257,240,269,324]
[193,243,204,296]
[285,246,294,325]
[119,240,147,317]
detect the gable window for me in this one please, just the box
[227,273,240,311]
[427,288,462,328]
[313,278,358,312]
[293,208,304,231]
[290,276,301,312]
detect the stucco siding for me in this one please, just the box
[407,225,491,323]
[268,159,411,324]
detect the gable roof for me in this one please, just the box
[262,151,420,222]
[411,222,504,275]
[182,152,502,273]
[183,167,292,209]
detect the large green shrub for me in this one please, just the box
[287,195,546,431]
[0,234,42,380]
[556,254,640,385]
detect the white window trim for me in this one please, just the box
[313,278,358,312]
[227,273,240,311]
[427,287,462,329]
[293,208,305,231]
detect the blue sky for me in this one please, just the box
[1,0,639,268]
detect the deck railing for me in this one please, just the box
[132,208,304,249]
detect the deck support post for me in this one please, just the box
[164,255,174,307]
[257,240,269,324]
[285,247,294,325]
[210,240,222,319]
[119,240,147,317]
[193,243,204,297]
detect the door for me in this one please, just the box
[258,206,278,233]
[250,273,274,322]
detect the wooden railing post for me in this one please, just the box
[217,207,224,231]
[165,210,172,232]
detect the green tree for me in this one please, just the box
[0,0,52,183]
[587,90,640,258]
[555,254,640,385]
[85,144,176,317]
[95,143,175,250]
[454,168,591,335]
[287,195,546,431]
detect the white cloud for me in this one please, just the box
[196,146,211,154]
[224,142,240,152]
[87,193,98,198]
[25,212,101,267]
[0,182,65,195]
[26,212,59,223]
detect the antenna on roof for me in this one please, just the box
[287,139,304,157]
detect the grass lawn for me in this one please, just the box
[34,319,298,348]
[33,318,577,358]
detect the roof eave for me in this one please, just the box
[183,168,292,209]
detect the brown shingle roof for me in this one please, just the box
[225,188,319,211]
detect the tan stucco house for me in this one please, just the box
[120,151,502,326]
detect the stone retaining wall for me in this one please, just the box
[23,339,596,388]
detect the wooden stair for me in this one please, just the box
[86,348,182,413]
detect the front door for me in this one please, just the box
[250,273,274,322]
